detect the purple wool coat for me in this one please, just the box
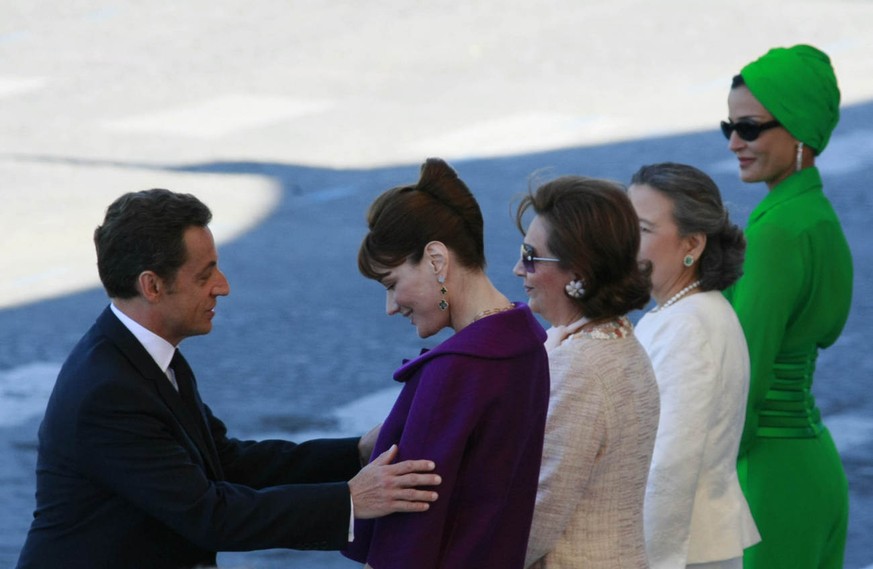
[344,302,550,569]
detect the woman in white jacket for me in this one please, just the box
[628,163,760,569]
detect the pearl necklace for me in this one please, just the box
[652,280,701,313]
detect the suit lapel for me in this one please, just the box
[169,351,223,479]
[152,367,223,479]
[97,308,223,479]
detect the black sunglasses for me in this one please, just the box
[520,243,560,273]
[720,119,781,142]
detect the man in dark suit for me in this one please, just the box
[16,189,440,569]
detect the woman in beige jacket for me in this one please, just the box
[514,176,660,568]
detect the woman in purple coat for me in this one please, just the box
[343,158,551,569]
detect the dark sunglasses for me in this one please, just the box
[520,243,560,273]
[720,119,781,142]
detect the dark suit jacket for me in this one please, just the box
[17,307,361,569]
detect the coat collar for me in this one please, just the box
[749,166,823,224]
[109,302,175,375]
[96,307,170,384]
[394,302,546,383]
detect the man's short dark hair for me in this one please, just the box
[94,189,212,298]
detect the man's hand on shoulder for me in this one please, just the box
[348,444,440,519]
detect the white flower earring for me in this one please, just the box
[564,279,585,299]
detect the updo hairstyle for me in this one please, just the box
[358,158,486,280]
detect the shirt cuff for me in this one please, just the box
[348,494,355,542]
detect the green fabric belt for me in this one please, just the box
[757,351,824,438]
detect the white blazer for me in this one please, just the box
[636,291,760,568]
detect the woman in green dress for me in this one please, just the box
[722,44,853,568]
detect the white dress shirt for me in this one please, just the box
[110,303,178,389]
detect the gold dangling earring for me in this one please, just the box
[438,276,448,311]
[796,141,804,172]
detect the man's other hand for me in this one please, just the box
[348,445,440,519]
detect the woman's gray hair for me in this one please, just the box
[630,163,745,291]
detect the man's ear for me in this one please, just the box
[424,241,449,276]
[137,271,163,303]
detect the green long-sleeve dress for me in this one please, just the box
[724,166,852,569]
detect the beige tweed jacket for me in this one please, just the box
[526,318,660,568]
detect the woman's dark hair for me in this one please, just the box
[94,189,212,299]
[358,158,486,280]
[731,74,745,89]
[630,162,745,291]
[515,176,651,319]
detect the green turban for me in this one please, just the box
[740,44,840,154]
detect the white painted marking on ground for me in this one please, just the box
[0,31,29,45]
[102,94,334,138]
[0,76,46,98]
[8,268,70,288]
[412,112,626,159]
[0,176,280,310]
[0,363,60,427]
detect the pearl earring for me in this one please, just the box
[683,255,694,267]
[437,275,448,311]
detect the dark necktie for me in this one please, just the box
[170,350,221,477]
[171,350,201,418]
